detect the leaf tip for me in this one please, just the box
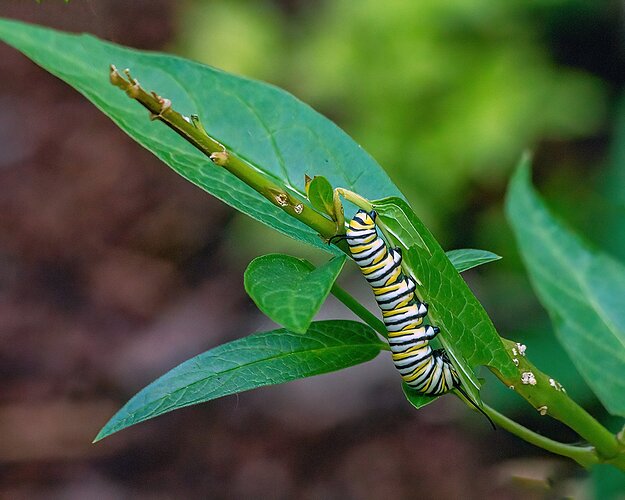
[513,151,533,183]
[92,429,108,443]
[506,152,536,215]
[93,418,122,443]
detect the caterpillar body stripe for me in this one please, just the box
[346,209,461,395]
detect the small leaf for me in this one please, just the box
[95,320,384,441]
[446,249,502,273]
[244,254,346,333]
[402,383,438,411]
[371,198,518,405]
[307,176,336,218]
[0,18,402,255]
[506,157,625,417]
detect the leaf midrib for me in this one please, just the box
[113,339,384,423]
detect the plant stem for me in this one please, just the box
[482,404,599,469]
[331,284,387,338]
[335,188,373,211]
[497,339,621,461]
[109,66,340,243]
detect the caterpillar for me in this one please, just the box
[331,209,494,426]
[344,209,462,395]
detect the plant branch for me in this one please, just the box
[497,339,621,461]
[482,404,599,469]
[109,66,341,244]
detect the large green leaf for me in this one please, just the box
[95,320,384,441]
[371,198,517,403]
[506,158,625,417]
[244,254,346,333]
[445,249,502,273]
[0,18,402,254]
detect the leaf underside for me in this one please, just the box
[95,320,385,441]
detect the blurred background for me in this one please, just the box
[0,0,623,498]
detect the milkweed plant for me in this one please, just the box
[1,18,624,474]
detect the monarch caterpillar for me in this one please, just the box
[345,209,461,395]
[338,210,494,426]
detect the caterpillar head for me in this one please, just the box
[349,209,377,229]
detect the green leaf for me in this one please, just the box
[371,198,517,403]
[506,157,625,417]
[446,249,502,273]
[402,383,438,411]
[95,320,384,441]
[599,92,625,262]
[0,18,402,255]
[592,464,625,500]
[244,254,346,333]
[307,176,335,217]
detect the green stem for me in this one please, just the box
[618,424,625,445]
[497,339,620,460]
[331,284,387,338]
[482,404,599,469]
[109,66,340,243]
[607,452,625,470]
[335,188,373,211]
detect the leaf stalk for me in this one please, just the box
[482,404,599,469]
